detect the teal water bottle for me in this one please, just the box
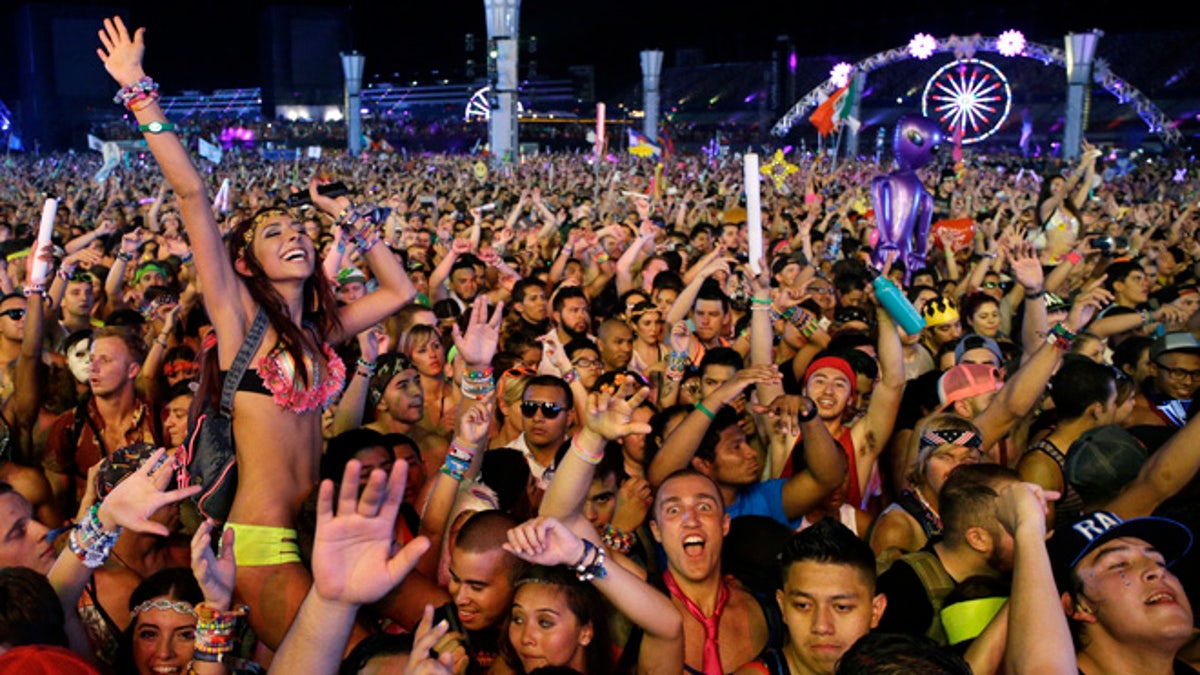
[867,266,925,335]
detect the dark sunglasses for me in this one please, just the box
[521,400,564,419]
[0,308,25,321]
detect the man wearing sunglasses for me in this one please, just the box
[0,295,27,402]
[505,374,573,488]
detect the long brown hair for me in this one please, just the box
[228,207,341,388]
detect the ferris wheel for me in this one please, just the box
[464,86,525,122]
[921,58,1012,144]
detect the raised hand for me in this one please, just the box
[502,516,585,568]
[312,459,430,607]
[1067,277,1112,332]
[308,178,353,219]
[191,518,236,611]
[403,605,457,675]
[584,383,653,442]
[611,476,653,533]
[1007,241,1044,291]
[455,394,495,447]
[96,448,201,535]
[666,320,691,353]
[96,16,147,87]
[451,295,503,366]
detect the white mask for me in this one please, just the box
[67,339,92,384]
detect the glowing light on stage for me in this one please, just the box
[830,62,853,88]
[996,30,1026,57]
[908,33,937,60]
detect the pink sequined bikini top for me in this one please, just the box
[252,341,346,414]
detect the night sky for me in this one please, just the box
[4,1,1200,102]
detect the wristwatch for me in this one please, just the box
[797,396,819,423]
[138,121,176,134]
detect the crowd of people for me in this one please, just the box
[2,14,1200,675]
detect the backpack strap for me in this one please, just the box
[219,308,269,417]
[905,551,956,644]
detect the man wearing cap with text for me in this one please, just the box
[1048,510,1197,675]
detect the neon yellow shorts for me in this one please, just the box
[225,522,302,567]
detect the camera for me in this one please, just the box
[1090,235,1129,255]
[285,181,350,207]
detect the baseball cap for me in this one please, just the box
[0,645,100,674]
[1064,425,1147,508]
[937,363,1003,410]
[1046,510,1192,593]
[1150,332,1200,362]
[367,353,416,408]
[336,267,368,286]
[954,334,1003,366]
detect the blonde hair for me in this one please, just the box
[906,413,983,487]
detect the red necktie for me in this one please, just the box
[663,569,729,675]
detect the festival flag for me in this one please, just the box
[6,134,21,152]
[809,78,859,136]
[198,138,223,164]
[87,134,105,152]
[627,128,662,158]
[657,130,674,158]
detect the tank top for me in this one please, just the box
[1027,438,1084,522]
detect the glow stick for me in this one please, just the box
[212,178,230,213]
[595,103,606,159]
[744,153,763,275]
[29,198,58,287]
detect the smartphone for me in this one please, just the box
[432,602,471,652]
[285,181,350,207]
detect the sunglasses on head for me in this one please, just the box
[0,308,25,321]
[521,400,564,419]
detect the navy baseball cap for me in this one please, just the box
[1046,510,1192,593]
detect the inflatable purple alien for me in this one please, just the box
[870,115,943,280]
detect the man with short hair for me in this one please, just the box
[505,374,573,486]
[537,285,592,377]
[596,318,634,372]
[649,469,776,673]
[445,509,529,672]
[45,326,160,514]
[508,277,549,337]
[736,518,886,675]
[1017,356,1119,526]
[1047,510,1195,675]
[874,464,1022,645]
[364,353,448,478]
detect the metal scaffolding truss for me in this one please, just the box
[159,89,264,119]
[770,34,1181,145]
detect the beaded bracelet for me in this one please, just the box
[22,285,45,298]
[461,367,496,400]
[601,524,636,554]
[193,603,246,661]
[355,358,376,379]
[57,265,77,281]
[1046,323,1075,350]
[572,539,608,582]
[570,431,604,465]
[114,76,160,110]
[117,251,135,262]
[562,368,579,384]
[67,505,122,569]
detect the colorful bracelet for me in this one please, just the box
[67,504,122,569]
[178,251,194,265]
[570,432,604,465]
[355,358,376,379]
[22,285,45,298]
[461,367,496,400]
[193,603,246,660]
[113,76,160,111]
[1046,323,1075,350]
[562,368,579,384]
[750,296,772,306]
[601,524,636,554]
[117,251,134,262]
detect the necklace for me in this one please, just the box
[911,486,943,533]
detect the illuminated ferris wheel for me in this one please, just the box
[921,58,1012,144]
[464,86,525,122]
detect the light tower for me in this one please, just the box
[340,51,365,156]
[484,0,521,165]
[640,50,663,141]
[1063,30,1102,160]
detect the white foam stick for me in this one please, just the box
[744,152,763,275]
[595,103,606,158]
[29,198,58,287]
[211,178,230,213]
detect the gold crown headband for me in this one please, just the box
[922,297,960,327]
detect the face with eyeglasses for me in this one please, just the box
[521,384,571,450]
[568,348,603,390]
[1153,351,1200,400]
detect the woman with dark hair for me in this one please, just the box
[1034,142,1101,265]
[500,564,613,675]
[98,16,418,651]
